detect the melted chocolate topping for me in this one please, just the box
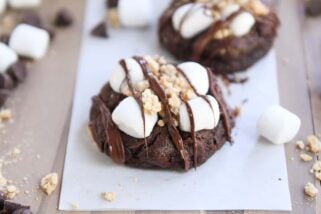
[133,56,191,170]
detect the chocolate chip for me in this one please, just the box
[0,89,10,107]
[54,8,74,27]
[7,62,28,83]
[0,34,10,45]
[0,73,16,90]
[20,12,43,28]
[306,0,321,16]
[91,22,109,38]
[107,0,119,8]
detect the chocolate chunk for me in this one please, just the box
[54,8,74,27]
[0,89,10,107]
[91,22,109,38]
[305,0,321,16]
[0,34,10,45]
[7,62,28,83]
[0,73,16,90]
[20,12,43,28]
[107,0,119,8]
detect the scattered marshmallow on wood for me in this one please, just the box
[0,0,6,14]
[112,96,158,138]
[8,0,41,9]
[257,105,301,144]
[117,0,152,27]
[0,42,18,73]
[9,24,50,60]
[179,95,220,132]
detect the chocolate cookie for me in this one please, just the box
[159,0,280,74]
[88,55,234,171]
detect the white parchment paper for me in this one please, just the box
[59,0,292,211]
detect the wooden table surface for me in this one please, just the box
[0,0,320,213]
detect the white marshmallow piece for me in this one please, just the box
[8,0,41,9]
[0,43,17,73]
[179,95,220,132]
[112,96,158,138]
[172,3,215,39]
[0,0,6,14]
[110,58,145,93]
[222,4,240,18]
[178,62,209,95]
[257,105,301,144]
[230,12,255,37]
[9,24,50,60]
[118,0,152,27]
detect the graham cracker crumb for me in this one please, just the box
[142,89,162,115]
[157,120,165,127]
[40,173,59,195]
[312,161,321,171]
[300,153,313,162]
[5,185,19,199]
[296,141,305,150]
[315,172,321,181]
[11,147,21,156]
[102,192,116,202]
[304,182,318,198]
[307,135,321,153]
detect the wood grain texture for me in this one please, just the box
[0,0,320,213]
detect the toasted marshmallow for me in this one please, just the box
[0,0,6,14]
[0,43,18,73]
[8,0,41,9]
[110,58,145,93]
[257,105,301,144]
[179,95,220,132]
[178,62,209,95]
[9,24,50,60]
[172,3,215,39]
[222,4,240,18]
[230,12,255,37]
[112,96,158,138]
[118,0,152,27]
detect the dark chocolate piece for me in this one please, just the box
[107,0,119,8]
[0,89,10,107]
[91,22,109,38]
[20,12,43,28]
[0,73,16,90]
[305,0,321,16]
[0,34,10,45]
[54,8,74,27]
[7,62,27,83]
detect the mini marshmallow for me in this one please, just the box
[0,43,18,73]
[112,96,158,138]
[9,24,50,60]
[8,0,41,9]
[222,4,240,18]
[179,95,220,132]
[0,0,6,14]
[257,105,301,144]
[172,3,215,39]
[230,12,255,37]
[118,0,152,27]
[178,62,209,95]
[110,58,145,93]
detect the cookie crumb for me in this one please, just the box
[315,172,321,181]
[296,141,305,150]
[157,120,165,127]
[102,192,116,202]
[304,182,318,198]
[307,135,321,153]
[312,161,321,171]
[40,173,59,195]
[0,109,12,121]
[6,185,19,199]
[300,153,313,162]
[11,147,21,156]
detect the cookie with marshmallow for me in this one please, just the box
[159,0,280,74]
[89,55,234,171]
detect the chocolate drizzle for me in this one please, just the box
[133,56,191,170]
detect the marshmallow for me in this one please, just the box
[8,0,41,9]
[112,96,158,138]
[230,12,255,37]
[118,0,152,27]
[0,0,6,14]
[172,3,215,39]
[222,4,240,18]
[179,95,220,132]
[257,105,301,144]
[110,58,145,93]
[9,24,50,60]
[178,62,209,95]
[0,43,18,73]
